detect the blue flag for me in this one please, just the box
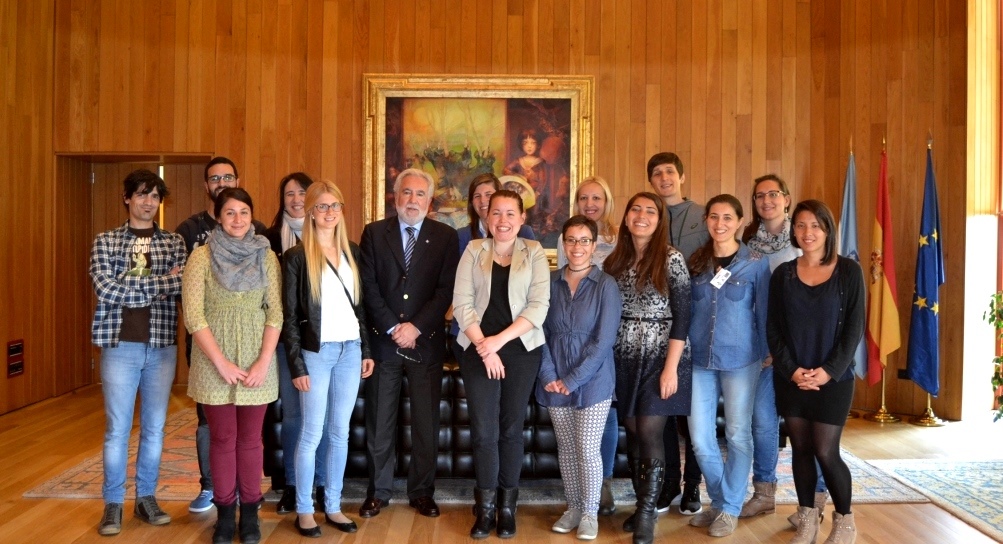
[838,152,869,379]
[906,149,945,395]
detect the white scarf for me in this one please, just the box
[281,212,304,252]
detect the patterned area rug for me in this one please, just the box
[869,459,1003,542]
[24,407,927,506]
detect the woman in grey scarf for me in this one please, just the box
[183,187,282,544]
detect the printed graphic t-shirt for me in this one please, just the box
[119,227,155,343]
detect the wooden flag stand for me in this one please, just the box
[910,393,945,426]
[864,368,901,423]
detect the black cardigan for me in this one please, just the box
[766,256,866,383]
[281,242,372,379]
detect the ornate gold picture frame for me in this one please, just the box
[362,74,595,258]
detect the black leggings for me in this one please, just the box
[786,417,852,514]
[623,415,668,462]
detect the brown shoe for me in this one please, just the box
[823,512,856,544]
[409,496,441,517]
[359,497,388,518]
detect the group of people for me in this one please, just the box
[89,151,864,544]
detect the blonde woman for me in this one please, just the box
[282,181,374,537]
[556,175,621,516]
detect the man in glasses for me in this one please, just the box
[358,168,459,519]
[175,156,266,513]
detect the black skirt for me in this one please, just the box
[774,373,854,426]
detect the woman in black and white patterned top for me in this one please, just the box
[603,192,692,544]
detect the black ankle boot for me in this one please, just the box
[470,488,496,539]
[496,487,519,538]
[622,457,641,532]
[632,459,665,544]
[238,500,261,544]
[212,501,237,544]
[276,486,296,515]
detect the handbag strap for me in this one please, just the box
[325,256,355,306]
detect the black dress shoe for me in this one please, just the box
[325,514,358,533]
[359,497,388,518]
[294,517,322,538]
[409,496,441,518]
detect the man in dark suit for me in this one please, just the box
[358,168,459,518]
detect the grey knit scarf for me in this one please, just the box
[208,225,270,292]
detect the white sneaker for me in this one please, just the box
[552,509,582,533]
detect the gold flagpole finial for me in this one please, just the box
[927,130,933,150]
[882,135,886,151]
[849,135,853,155]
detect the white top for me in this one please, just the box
[320,252,360,342]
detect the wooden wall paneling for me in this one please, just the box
[0,0,55,414]
[673,0,693,187]
[40,0,978,417]
[552,0,570,74]
[627,0,647,194]
[720,1,738,198]
[612,0,631,189]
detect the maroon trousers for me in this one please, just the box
[203,403,268,506]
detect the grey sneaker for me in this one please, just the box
[576,514,599,540]
[708,511,738,537]
[552,508,582,533]
[689,507,719,528]
[134,495,171,525]
[98,503,123,536]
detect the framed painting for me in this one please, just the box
[362,74,595,259]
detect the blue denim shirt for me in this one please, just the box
[536,266,622,408]
[689,243,771,370]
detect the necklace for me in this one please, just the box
[493,247,513,258]
[568,264,592,273]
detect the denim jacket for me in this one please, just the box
[689,243,771,370]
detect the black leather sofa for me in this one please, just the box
[264,363,786,489]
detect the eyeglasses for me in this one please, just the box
[563,237,593,247]
[314,202,344,213]
[207,174,237,184]
[396,347,422,363]
[753,190,785,201]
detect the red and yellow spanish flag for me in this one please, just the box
[866,149,901,386]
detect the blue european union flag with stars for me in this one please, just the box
[906,148,945,396]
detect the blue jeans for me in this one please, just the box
[295,340,362,514]
[100,342,176,504]
[277,344,327,488]
[751,365,779,483]
[689,363,759,516]
[600,407,619,478]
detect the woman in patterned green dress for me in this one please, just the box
[183,187,281,544]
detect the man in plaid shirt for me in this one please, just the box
[89,168,187,537]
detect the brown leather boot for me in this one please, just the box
[789,506,820,544]
[740,481,776,517]
[788,491,827,528]
[822,512,856,544]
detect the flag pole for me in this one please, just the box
[908,131,945,428]
[846,135,861,420]
[910,394,945,426]
[864,368,901,422]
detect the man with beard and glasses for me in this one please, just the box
[175,156,267,513]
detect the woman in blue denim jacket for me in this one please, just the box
[684,194,771,537]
